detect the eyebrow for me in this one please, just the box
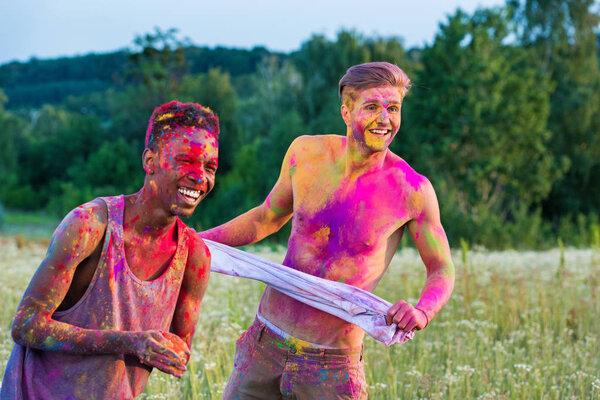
[362,99,402,105]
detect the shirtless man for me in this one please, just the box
[201,62,455,399]
[2,101,219,399]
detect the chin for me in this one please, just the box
[365,143,389,153]
[170,204,197,219]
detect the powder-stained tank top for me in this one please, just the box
[1,195,190,400]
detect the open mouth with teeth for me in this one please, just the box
[369,129,391,136]
[177,186,204,204]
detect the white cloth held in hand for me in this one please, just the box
[205,240,414,346]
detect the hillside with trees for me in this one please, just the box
[1,0,599,249]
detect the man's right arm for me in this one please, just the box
[200,137,298,246]
[11,200,187,377]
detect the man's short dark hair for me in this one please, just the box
[145,101,219,150]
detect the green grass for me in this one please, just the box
[0,211,60,239]
[1,236,599,399]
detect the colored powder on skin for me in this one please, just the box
[399,162,424,191]
[289,154,298,176]
[364,131,387,148]
[312,226,330,241]
[363,116,387,149]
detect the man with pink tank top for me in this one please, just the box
[201,62,455,399]
[2,101,219,399]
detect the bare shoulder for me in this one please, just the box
[185,228,211,275]
[288,134,345,162]
[50,198,108,251]
[385,151,434,195]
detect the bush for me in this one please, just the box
[0,202,5,228]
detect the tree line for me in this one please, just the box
[1,0,599,249]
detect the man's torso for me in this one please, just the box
[259,135,426,347]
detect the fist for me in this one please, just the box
[386,300,428,331]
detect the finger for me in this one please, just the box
[386,300,406,325]
[150,343,181,360]
[147,352,187,371]
[150,351,185,371]
[392,303,411,325]
[399,313,416,331]
[151,360,186,378]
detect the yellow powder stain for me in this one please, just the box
[363,118,386,149]
[313,226,330,241]
[203,142,215,154]
[364,130,387,148]
[157,113,174,121]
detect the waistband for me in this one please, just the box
[256,313,338,349]
[248,316,363,359]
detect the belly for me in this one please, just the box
[258,287,366,347]
[257,232,388,347]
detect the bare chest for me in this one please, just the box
[291,166,413,254]
[124,237,177,281]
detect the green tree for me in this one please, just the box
[0,89,34,208]
[398,7,559,244]
[20,105,105,207]
[513,0,600,217]
[126,27,189,87]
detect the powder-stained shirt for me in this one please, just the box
[205,239,414,346]
[1,195,190,400]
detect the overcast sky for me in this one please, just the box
[0,0,506,65]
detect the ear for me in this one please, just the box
[142,148,157,174]
[341,104,350,126]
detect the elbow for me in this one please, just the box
[257,204,291,236]
[11,312,44,348]
[11,318,27,346]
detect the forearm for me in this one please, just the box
[416,262,455,322]
[12,316,135,355]
[201,204,287,246]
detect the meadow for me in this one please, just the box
[0,233,599,399]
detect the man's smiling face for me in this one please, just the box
[151,127,218,218]
[342,85,403,153]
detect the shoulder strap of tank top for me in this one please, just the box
[98,195,124,247]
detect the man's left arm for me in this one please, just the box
[386,179,455,331]
[170,234,211,359]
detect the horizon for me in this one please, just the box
[0,0,506,65]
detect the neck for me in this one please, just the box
[124,187,177,238]
[344,133,387,176]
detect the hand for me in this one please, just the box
[132,331,191,378]
[386,300,428,331]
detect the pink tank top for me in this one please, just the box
[1,195,190,399]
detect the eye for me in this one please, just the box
[388,106,400,113]
[366,104,378,111]
[206,162,218,173]
[176,155,192,164]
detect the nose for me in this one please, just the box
[188,170,204,184]
[378,109,390,122]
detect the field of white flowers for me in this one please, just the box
[1,235,599,399]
